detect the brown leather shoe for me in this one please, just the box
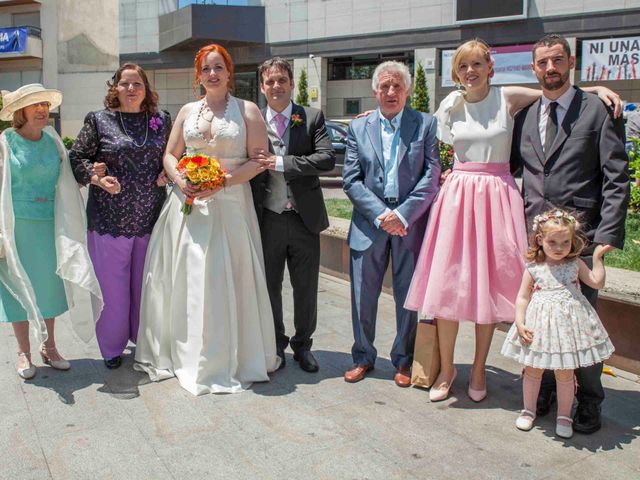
[394,366,411,388]
[344,364,373,383]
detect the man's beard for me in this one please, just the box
[542,71,569,91]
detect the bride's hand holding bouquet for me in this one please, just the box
[176,153,227,214]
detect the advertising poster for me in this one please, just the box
[581,36,640,81]
[441,44,536,87]
[0,27,27,54]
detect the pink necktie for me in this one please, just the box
[274,113,287,139]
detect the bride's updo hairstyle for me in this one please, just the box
[451,38,495,86]
[192,43,235,97]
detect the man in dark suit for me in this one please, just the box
[250,57,335,373]
[511,34,629,433]
[342,61,440,386]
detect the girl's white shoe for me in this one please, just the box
[556,416,574,438]
[516,409,536,431]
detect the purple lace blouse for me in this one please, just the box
[69,109,171,237]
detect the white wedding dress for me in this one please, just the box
[134,96,280,395]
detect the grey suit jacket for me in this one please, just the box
[343,107,440,253]
[511,87,629,250]
[251,103,336,234]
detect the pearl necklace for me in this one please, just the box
[118,110,148,148]
[196,96,229,125]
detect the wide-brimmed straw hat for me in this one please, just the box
[0,83,62,121]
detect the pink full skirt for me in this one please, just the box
[405,162,527,324]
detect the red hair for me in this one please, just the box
[192,44,235,97]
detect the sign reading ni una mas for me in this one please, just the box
[0,27,27,54]
[581,36,640,81]
[441,44,536,87]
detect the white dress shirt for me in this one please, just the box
[539,87,576,149]
[266,102,293,172]
[374,109,408,229]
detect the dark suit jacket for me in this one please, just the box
[343,107,440,253]
[511,87,630,250]
[251,103,335,235]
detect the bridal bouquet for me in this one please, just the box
[177,153,226,215]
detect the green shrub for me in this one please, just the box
[62,136,75,150]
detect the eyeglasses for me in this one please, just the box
[117,81,145,90]
[30,102,51,109]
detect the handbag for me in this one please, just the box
[411,319,440,388]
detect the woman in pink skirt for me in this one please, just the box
[404,38,617,402]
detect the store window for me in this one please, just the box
[329,52,414,81]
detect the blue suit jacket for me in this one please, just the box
[343,107,440,253]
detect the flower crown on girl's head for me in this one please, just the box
[532,210,577,233]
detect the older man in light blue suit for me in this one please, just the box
[343,61,440,387]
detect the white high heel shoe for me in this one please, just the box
[40,345,71,371]
[429,368,457,402]
[17,352,36,380]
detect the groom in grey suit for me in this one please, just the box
[250,58,335,373]
[343,61,440,386]
[511,34,629,433]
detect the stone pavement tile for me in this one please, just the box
[0,407,51,480]
[2,274,640,479]
[274,439,421,480]
[549,452,640,480]
[41,427,174,480]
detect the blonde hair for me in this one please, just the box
[451,38,494,85]
[11,108,27,129]
[526,208,586,263]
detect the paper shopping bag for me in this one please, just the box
[411,320,440,388]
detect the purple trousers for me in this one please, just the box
[87,232,150,359]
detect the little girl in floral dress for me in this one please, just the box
[501,209,615,439]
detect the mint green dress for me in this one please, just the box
[0,129,68,322]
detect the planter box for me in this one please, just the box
[320,223,640,375]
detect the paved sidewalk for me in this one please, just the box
[1,274,639,480]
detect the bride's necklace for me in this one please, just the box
[196,95,229,124]
[118,110,148,148]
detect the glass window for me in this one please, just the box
[344,99,361,116]
[329,52,414,81]
[327,124,347,143]
[455,0,526,23]
[12,12,40,28]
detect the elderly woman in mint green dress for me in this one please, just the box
[0,84,104,380]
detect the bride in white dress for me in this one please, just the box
[134,45,280,395]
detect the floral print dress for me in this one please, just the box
[501,259,615,370]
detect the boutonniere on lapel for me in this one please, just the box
[149,115,163,132]
[290,113,304,128]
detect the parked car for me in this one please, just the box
[325,120,347,177]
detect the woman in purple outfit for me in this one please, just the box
[69,63,171,369]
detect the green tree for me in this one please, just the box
[411,61,430,113]
[296,67,310,107]
[0,96,11,132]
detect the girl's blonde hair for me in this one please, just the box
[526,208,586,263]
[451,38,494,85]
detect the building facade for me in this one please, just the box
[0,0,119,137]
[3,1,640,135]
[121,0,640,122]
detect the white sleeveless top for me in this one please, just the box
[434,86,513,164]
